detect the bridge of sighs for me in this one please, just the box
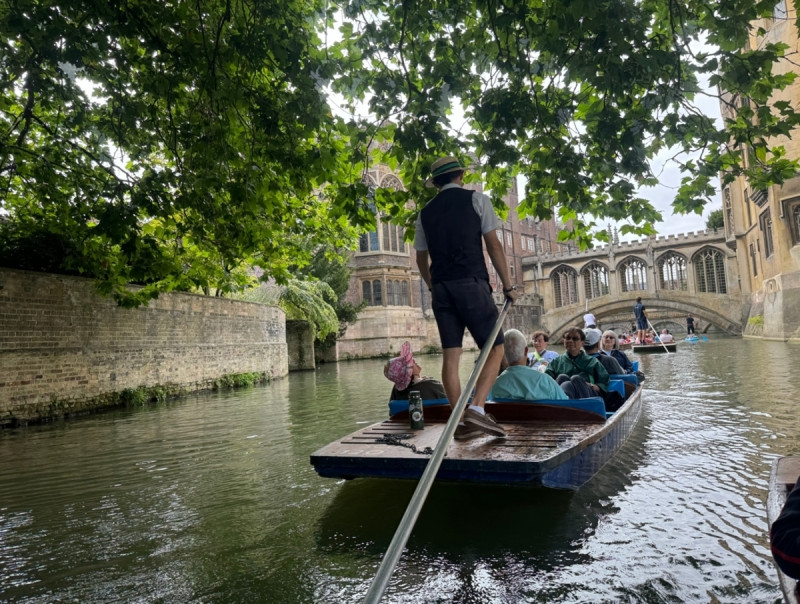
[521,230,746,338]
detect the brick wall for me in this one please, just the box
[0,268,288,425]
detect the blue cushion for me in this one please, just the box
[388,397,449,417]
[608,379,625,397]
[610,373,638,386]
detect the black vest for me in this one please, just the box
[420,187,489,284]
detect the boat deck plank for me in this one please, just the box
[322,418,601,462]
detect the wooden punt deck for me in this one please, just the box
[767,457,800,604]
[311,386,643,489]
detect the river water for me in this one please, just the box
[0,338,798,603]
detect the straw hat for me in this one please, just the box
[425,156,465,188]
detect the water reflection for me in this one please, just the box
[0,338,796,603]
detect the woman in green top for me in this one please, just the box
[545,327,610,398]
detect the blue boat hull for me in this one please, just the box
[311,387,643,490]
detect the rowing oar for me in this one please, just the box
[647,317,671,354]
[363,296,513,604]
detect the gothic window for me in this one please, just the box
[362,281,372,305]
[619,257,648,292]
[657,253,688,291]
[382,222,391,251]
[760,209,774,258]
[372,279,383,305]
[552,266,579,308]
[744,189,752,226]
[793,203,800,245]
[694,248,728,293]
[582,262,609,300]
[724,187,734,236]
[401,281,409,306]
[750,243,758,277]
[386,280,396,305]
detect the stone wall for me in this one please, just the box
[0,268,288,426]
[286,320,315,370]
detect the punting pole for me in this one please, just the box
[647,317,671,354]
[363,297,513,604]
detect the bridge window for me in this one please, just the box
[582,263,609,300]
[619,258,648,292]
[552,267,579,308]
[694,248,727,294]
[401,281,409,306]
[362,280,372,305]
[658,253,687,291]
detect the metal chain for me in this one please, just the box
[376,433,434,455]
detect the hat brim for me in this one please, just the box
[425,166,465,188]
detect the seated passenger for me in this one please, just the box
[659,329,675,343]
[384,341,445,401]
[527,330,560,370]
[600,330,634,373]
[584,329,625,375]
[546,327,622,411]
[771,474,800,584]
[492,329,567,401]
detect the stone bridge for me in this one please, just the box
[521,229,749,338]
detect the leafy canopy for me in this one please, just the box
[331,0,800,246]
[2,0,799,303]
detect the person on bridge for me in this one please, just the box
[686,314,695,335]
[527,330,560,370]
[414,156,518,439]
[633,297,647,343]
[583,312,597,330]
[490,329,567,401]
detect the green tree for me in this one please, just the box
[0,0,370,305]
[332,0,800,246]
[706,208,725,232]
[296,244,363,349]
[2,0,799,304]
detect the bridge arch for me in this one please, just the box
[524,230,744,340]
[544,297,742,340]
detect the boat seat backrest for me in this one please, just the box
[610,373,638,386]
[491,397,606,419]
[388,397,449,417]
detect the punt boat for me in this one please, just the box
[631,343,677,354]
[767,456,800,604]
[310,383,643,490]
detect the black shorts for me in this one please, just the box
[431,277,503,349]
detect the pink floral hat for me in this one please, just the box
[384,341,414,390]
